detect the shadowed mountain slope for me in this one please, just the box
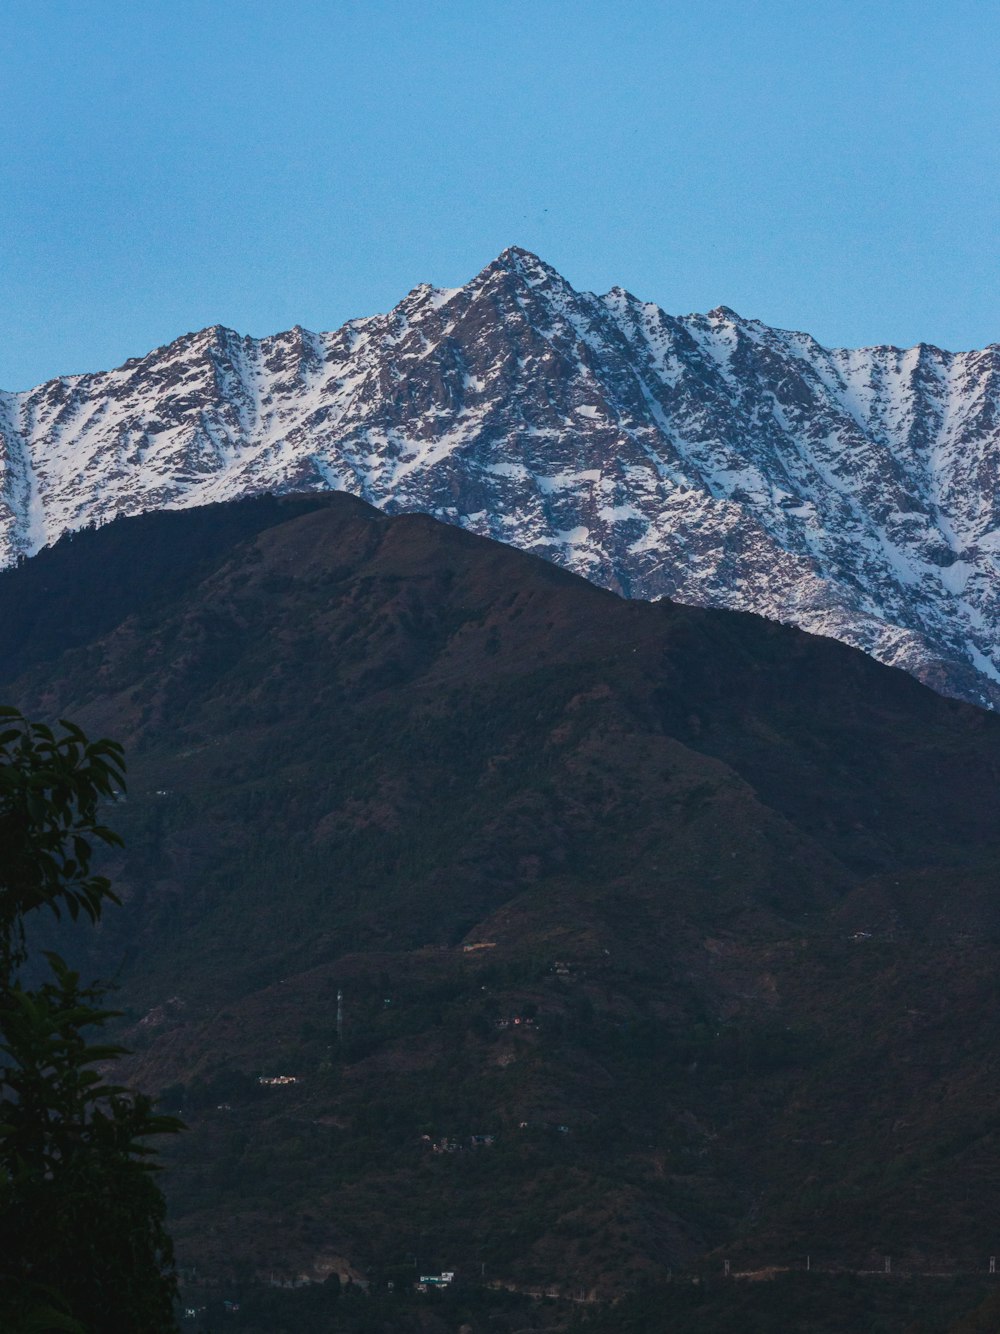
[3,492,1000,1298]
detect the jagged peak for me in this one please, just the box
[479,246,568,290]
[398,281,435,305]
[601,285,643,312]
[3,243,1000,717]
[395,281,462,316]
[707,305,743,322]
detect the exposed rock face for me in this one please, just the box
[2,247,999,706]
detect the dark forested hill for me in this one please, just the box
[4,492,1000,1314]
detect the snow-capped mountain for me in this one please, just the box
[2,247,999,708]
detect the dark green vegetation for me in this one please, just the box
[575,1274,1000,1334]
[181,1278,567,1334]
[171,1273,1000,1334]
[0,710,180,1332]
[3,492,1000,1330]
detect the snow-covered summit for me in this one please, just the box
[2,249,999,708]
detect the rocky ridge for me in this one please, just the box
[2,247,998,706]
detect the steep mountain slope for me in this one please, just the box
[2,250,999,709]
[4,494,1000,1299]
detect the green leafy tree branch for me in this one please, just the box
[0,708,181,1333]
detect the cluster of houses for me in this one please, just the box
[182,1301,239,1320]
[419,1123,571,1152]
[416,1271,455,1292]
[495,1015,535,1030]
[422,1133,495,1153]
[257,1074,298,1086]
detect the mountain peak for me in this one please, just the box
[486,245,564,287]
[2,253,999,713]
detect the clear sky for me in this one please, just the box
[1,0,998,389]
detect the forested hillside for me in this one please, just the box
[3,493,1000,1325]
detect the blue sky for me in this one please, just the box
[1,0,997,389]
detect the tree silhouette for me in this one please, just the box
[0,708,181,1332]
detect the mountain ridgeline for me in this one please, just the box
[3,493,1000,1302]
[2,248,999,710]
